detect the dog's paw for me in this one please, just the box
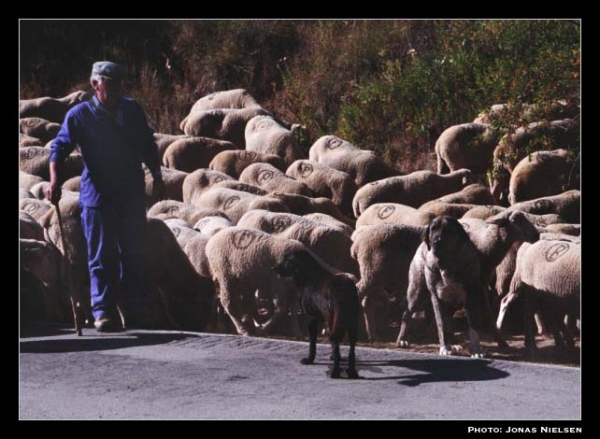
[439,346,454,356]
[396,340,410,348]
[346,368,361,379]
[300,358,314,365]
[329,368,342,379]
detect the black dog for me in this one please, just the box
[273,250,360,379]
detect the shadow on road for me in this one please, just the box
[19,332,197,354]
[323,357,511,386]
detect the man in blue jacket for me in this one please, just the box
[45,61,165,332]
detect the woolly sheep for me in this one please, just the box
[352,168,473,217]
[205,226,310,336]
[356,203,435,228]
[239,162,313,197]
[193,215,234,237]
[211,180,270,196]
[508,190,580,224]
[543,223,580,236]
[19,171,44,192]
[181,168,235,205]
[19,90,92,123]
[196,187,290,224]
[496,238,580,357]
[350,223,425,341]
[147,200,230,224]
[461,205,507,220]
[237,210,359,276]
[19,188,34,200]
[181,107,270,149]
[244,115,306,166]
[303,213,354,236]
[19,198,53,223]
[309,135,397,187]
[153,133,191,160]
[19,133,44,148]
[266,191,355,228]
[186,88,261,114]
[209,150,287,179]
[435,123,502,175]
[419,202,482,219]
[20,117,61,144]
[20,210,45,241]
[508,149,579,205]
[20,147,83,182]
[162,136,238,173]
[286,159,358,216]
[419,183,496,209]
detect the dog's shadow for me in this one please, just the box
[311,357,510,386]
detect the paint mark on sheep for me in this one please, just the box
[271,216,292,233]
[224,196,241,210]
[327,138,343,149]
[545,242,570,262]
[240,151,257,161]
[213,176,226,184]
[171,227,181,237]
[255,119,273,132]
[22,202,38,214]
[377,204,395,219]
[166,206,180,215]
[533,199,552,213]
[257,170,274,183]
[298,162,314,178]
[232,230,263,249]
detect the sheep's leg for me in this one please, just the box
[523,288,538,359]
[301,316,319,365]
[220,288,251,336]
[361,293,379,343]
[534,312,549,336]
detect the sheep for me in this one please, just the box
[19,90,92,123]
[419,202,483,219]
[19,198,53,223]
[38,196,215,331]
[19,171,44,192]
[463,206,566,228]
[193,215,234,237]
[205,226,310,336]
[28,182,78,201]
[435,123,502,174]
[397,209,540,350]
[195,188,290,224]
[239,163,314,197]
[496,238,580,357]
[180,107,270,149]
[273,250,361,379]
[490,118,580,204]
[402,216,493,357]
[209,150,287,179]
[186,88,261,114]
[142,166,188,207]
[286,159,358,217]
[543,223,580,236]
[181,168,236,205]
[244,115,306,166]
[419,183,497,209]
[462,205,507,220]
[356,203,435,228]
[352,168,473,217]
[309,135,397,187]
[162,137,239,173]
[350,223,425,341]
[20,238,67,322]
[147,199,230,225]
[237,210,359,276]
[266,191,356,228]
[507,190,580,224]
[19,188,34,200]
[20,117,61,144]
[210,180,270,196]
[20,147,83,182]
[508,149,579,205]
[474,101,579,125]
[153,133,191,160]
[20,210,45,241]
[62,175,81,192]
[20,133,44,148]
[303,213,354,236]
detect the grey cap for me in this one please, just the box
[91,61,125,80]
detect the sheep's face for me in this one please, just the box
[425,216,471,258]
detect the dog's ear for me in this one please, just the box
[423,221,432,251]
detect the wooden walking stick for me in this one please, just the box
[52,199,83,336]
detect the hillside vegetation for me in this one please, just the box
[20,20,580,172]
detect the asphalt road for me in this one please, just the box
[19,322,581,420]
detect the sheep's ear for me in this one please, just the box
[486,210,509,226]
[424,222,432,251]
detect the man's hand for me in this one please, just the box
[152,174,166,201]
[45,182,62,205]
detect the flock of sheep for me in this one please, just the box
[20,87,580,367]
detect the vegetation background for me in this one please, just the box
[19,19,580,173]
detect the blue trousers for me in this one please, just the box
[80,198,148,321]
